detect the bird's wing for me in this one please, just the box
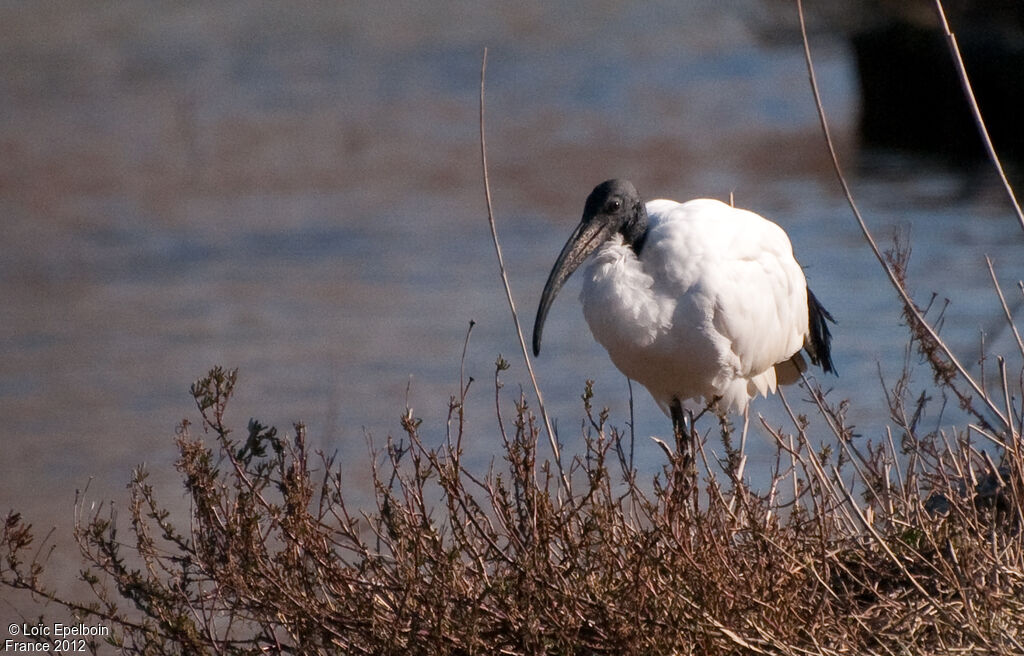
[646,199,809,381]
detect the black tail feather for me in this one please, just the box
[806,287,837,375]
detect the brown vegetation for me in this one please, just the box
[3,290,1024,654]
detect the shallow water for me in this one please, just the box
[2,2,1023,601]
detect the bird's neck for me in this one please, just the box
[620,203,649,256]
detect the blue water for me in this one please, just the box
[1,3,1022,575]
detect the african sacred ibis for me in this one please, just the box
[533,179,835,436]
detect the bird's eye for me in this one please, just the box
[606,199,622,212]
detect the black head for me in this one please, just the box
[581,179,648,250]
[532,179,649,356]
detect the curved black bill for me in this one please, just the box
[532,219,612,356]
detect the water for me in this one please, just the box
[2,2,1023,602]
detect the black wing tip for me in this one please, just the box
[807,287,837,376]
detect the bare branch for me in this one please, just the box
[932,0,1024,234]
[795,0,1010,431]
[478,48,569,494]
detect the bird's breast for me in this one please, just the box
[579,236,676,360]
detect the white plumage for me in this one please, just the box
[533,179,833,427]
[581,197,807,413]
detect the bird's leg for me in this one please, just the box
[668,397,696,510]
[669,397,693,461]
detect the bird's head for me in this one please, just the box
[532,179,648,356]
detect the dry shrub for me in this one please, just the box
[3,296,1024,656]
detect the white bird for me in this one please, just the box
[533,179,834,437]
